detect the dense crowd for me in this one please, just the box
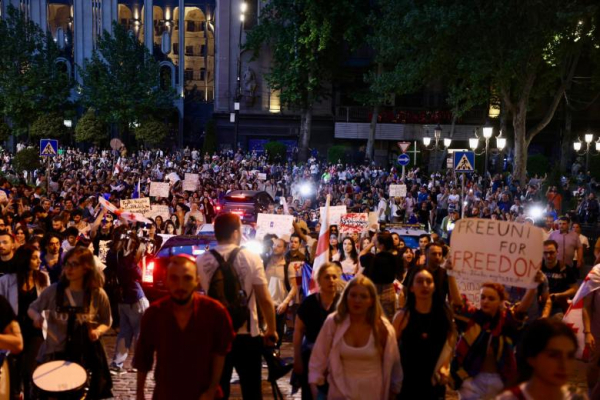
[0,145,599,399]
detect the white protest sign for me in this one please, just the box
[368,212,379,231]
[255,213,294,241]
[456,279,481,308]
[120,198,151,214]
[320,205,347,226]
[150,182,170,198]
[185,173,199,183]
[144,205,171,221]
[389,184,407,198]
[448,219,544,288]
[257,173,267,180]
[339,213,369,234]
[182,180,198,191]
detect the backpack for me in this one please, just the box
[208,248,252,331]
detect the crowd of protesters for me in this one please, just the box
[0,144,599,399]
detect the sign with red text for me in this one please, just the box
[320,205,347,226]
[339,213,369,234]
[448,219,544,288]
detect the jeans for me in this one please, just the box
[111,297,149,368]
[220,335,263,400]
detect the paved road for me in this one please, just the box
[102,330,590,400]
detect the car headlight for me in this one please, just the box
[244,240,263,255]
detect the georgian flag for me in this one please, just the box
[563,264,600,360]
[113,157,123,176]
[310,194,331,293]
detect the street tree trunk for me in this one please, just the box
[298,108,313,162]
[513,111,528,185]
[366,105,378,162]
[560,107,573,173]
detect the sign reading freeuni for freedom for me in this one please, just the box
[448,218,544,289]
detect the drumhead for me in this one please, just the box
[33,361,87,392]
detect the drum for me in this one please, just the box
[33,361,87,399]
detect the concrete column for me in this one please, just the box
[73,0,94,82]
[144,0,153,53]
[101,0,117,35]
[29,0,47,32]
[177,0,185,147]
[214,0,231,112]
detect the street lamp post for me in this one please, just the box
[469,127,506,180]
[233,2,247,152]
[573,133,600,172]
[422,124,452,172]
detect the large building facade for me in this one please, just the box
[1,0,516,166]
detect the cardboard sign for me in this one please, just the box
[182,180,198,191]
[120,198,151,214]
[257,173,267,180]
[185,173,200,183]
[144,205,171,221]
[449,219,544,288]
[339,213,369,234]
[389,184,407,198]
[255,213,295,241]
[150,182,170,198]
[320,205,347,226]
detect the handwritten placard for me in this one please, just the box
[320,205,347,226]
[121,198,151,214]
[257,173,267,180]
[339,213,369,234]
[449,219,544,288]
[144,205,171,221]
[389,184,407,198]
[149,182,170,198]
[182,180,198,191]
[255,213,295,241]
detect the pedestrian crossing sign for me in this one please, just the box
[453,151,475,172]
[40,139,58,157]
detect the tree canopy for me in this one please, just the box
[245,0,367,161]
[79,23,177,135]
[369,0,600,182]
[0,5,72,137]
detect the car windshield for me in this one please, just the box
[401,236,420,250]
[157,243,216,257]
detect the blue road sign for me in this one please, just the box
[454,151,475,172]
[397,153,410,166]
[40,139,58,157]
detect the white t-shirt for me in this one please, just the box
[196,244,268,336]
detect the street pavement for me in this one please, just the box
[102,329,589,400]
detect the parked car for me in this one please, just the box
[385,223,430,250]
[220,190,274,223]
[141,225,261,301]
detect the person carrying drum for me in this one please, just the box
[28,247,113,399]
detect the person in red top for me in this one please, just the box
[134,256,235,400]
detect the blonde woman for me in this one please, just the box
[309,276,403,400]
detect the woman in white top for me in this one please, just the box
[309,276,402,400]
[496,319,588,400]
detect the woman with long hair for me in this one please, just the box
[293,263,341,400]
[164,220,177,235]
[337,237,359,277]
[447,269,543,400]
[329,233,340,261]
[496,319,587,399]
[309,276,403,400]
[202,197,216,223]
[14,224,30,249]
[28,247,113,399]
[393,266,455,399]
[0,245,49,399]
[154,215,164,233]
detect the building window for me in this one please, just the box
[184,69,194,81]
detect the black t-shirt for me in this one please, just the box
[0,256,17,278]
[0,294,16,332]
[297,293,339,344]
[360,251,401,285]
[542,261,577,294]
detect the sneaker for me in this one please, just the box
[109,365,126,375]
